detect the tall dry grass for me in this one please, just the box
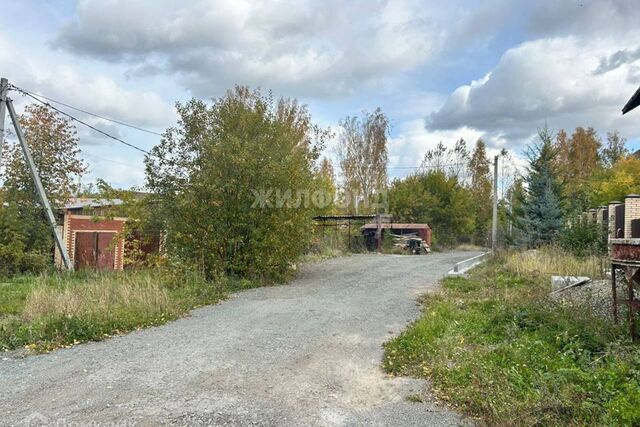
[22,272,172,322]
[502,246,605,279]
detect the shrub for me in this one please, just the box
[0,203,50,277]
[559,221,608,257]
[145,87,330,282]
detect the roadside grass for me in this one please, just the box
[504,246,605,279]
[383,249,640,426]
[0,267,255,353]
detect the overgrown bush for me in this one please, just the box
[559,221,608,257]
[145,87,330,282]
[0,202,50,277]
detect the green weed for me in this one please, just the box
[383,253,638,426]
[0,266,243,353]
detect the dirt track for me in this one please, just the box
[0,252,479,426]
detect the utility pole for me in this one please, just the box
[0,77,8,165]
[3,84,73,270]
[376,213,382,252]
[491,155,498,252]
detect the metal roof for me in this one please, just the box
[361,223,431,230]
[622,85,640,114]
[64,198,124,210]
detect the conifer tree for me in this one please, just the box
[520,126,565,247]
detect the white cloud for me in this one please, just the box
[388,119,484,170]
[0,34,174,131]
[528,0,640,38]
[426,35,640,147]
[53,0,507,98]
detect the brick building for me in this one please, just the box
[55,198,127,270]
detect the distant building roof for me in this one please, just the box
[623,86,640,114]
[64,198,124,210]
[361,223,431,230]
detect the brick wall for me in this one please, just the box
[597,206,607,225]
[65,214,126,270]
[609,202,622,239]
[624,195,640,239]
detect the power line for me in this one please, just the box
[81,151,145,169]
[8,85,163,136]
[388,159,493,170]
[9,85,155,157]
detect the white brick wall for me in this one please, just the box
[609,202,621,239]
[624,195,640,239]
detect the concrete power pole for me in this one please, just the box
[2,81,74,270]
[0,77,7,165]
[491,155,498,252]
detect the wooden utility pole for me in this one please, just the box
[491,155,498,252]
[2,82,73,270]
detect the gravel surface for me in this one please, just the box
[0,252,479,427]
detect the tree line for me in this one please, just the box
[1,85,637,279]
[509,125,639,253]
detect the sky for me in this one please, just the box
[1,0,639,189]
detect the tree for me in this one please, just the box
[601,130,628,168]
[421,142,448,174]
[0,104,86,273]
[519,126,565,247]
[590,156,640,205]
[2,104,86,207]
[314,157,337,215]
[467,139,492,244]
[555,127,602,212]
[145,87,329,282]
[421,138,470,180]
[337,108,389,212]
[388,170,475,247]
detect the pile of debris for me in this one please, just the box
[551,275,612,319]
[391,233,431,255]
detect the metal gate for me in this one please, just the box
[74,232,116,270]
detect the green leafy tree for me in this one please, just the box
[590,156,640,205]
[145,87,329,282]
[314,157,337,215]
[519,126,565,247]
[389,170,474,247]
[0,104,86,274]
[555,127,602,212]
[467,139,492,245]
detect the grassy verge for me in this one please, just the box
[0,267,257,353]
[383,248,640,426]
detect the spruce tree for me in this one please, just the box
[520,126,565,247]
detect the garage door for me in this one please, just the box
[74,232,117,270]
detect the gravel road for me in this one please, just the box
[0,252,479,427]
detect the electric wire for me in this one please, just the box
[8,85,163,136]
[8,84,155,157]
[81,151,145,169]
